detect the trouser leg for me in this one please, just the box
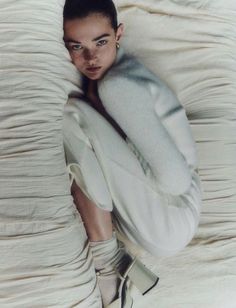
[63,99,202,257]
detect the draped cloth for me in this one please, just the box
[0,1,101,307]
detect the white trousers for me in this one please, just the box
[63,98,202,257]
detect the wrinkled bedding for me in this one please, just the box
[0,1,101,307]
[0,0,236,307]
[114,0,236,307]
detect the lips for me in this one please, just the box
[86,66,102,73]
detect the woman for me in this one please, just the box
[63,0,202,307]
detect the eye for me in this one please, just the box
[72,44,82,51]
[70,44,83,51]
[96,39,108,47]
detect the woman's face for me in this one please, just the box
[64,13,123,80]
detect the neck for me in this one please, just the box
[83,78,102,111]
[88,79,98,95]
[83,77,98,97]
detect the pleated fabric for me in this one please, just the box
[0,1,101,307]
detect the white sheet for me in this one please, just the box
[1,0,235,306]
[0,1,101,306]
[114,0,236,307]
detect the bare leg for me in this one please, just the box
[71,180,113,241]
[71,180,129,306]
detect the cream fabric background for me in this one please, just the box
[0,1,101,307]
[1,0,236,307]
[113,0,236,307]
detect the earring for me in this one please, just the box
[116,42,120,49]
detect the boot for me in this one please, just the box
[94,240,159,308]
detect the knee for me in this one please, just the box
[145,207,201,257]
[144,226,197,257]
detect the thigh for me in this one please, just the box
[111,167,202,257]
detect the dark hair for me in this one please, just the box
[63,0,118,30]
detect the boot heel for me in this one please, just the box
[106,278,133,308]
[126,258,159,295]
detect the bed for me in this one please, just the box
[115,1,236,307]
[0,0,235,307]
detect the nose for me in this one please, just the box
[83,48,97,64]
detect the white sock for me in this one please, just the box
[89,231,132,306]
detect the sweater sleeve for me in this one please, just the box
[152,83,198,172]
[98,76,192,195]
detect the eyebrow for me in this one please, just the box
[64,33,111,44]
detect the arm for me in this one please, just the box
[98,76,192,195]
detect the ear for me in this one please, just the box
[116,23,124,42]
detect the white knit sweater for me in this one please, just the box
[98,47,198,196]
